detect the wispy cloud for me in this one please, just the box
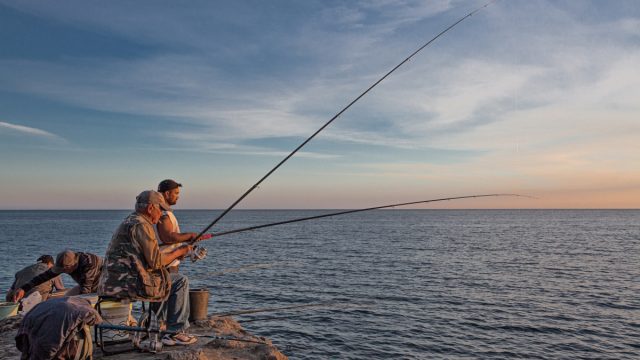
[0,120,66,142]
[0,1,638,157]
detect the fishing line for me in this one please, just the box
[205,261,302,277]
[212,302,337,317]
[193,1,498,240]
[239,314,314,323]
[198,194,529,239]
[237,303,375,322]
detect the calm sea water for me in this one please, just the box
[0,209,638,359]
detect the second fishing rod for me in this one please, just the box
[188,194,529,243]
[191,1,497,242]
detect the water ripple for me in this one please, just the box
[1,209,639,359]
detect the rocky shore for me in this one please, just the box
[0,314,288,360]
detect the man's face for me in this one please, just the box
[148,203,163,224]
[164,187,181,206]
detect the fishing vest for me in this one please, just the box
[98,212,170,302]
[161,210,182,268]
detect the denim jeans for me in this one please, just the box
[155,273,190,332]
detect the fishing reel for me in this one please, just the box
[132,309,163,353]
[189,245,208,262]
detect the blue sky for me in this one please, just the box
[1,0,638,209]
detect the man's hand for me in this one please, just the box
[198,233,213,241]
[171,244,192,257]
[12,289,25,302]
[187,232,199,242]
[162,244,193,266]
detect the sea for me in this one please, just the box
[0,209,638,359]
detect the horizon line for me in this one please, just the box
[0,208,638,211]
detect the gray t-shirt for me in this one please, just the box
[12,263,63,300]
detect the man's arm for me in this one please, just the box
[52,276,64,291]
[160,245,192,266]
[134,222,192,268]
[156,215,196,244]
[13,269,57,301]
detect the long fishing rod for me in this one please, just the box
[196,194,527,239]
[212,302,335,317]
[194,1,497,241]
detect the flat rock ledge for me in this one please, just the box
[0,314,288,360]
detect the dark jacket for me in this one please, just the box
[15,296,102,360]
[21,252,103,295]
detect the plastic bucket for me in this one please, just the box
[76,293,99,307]
[0,302,18,320]
[99,300,132,342]
[189,288,210,321]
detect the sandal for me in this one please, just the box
[162,333,197,346]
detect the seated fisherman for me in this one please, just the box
[6,255,64,303]
[98,190,197,346]
[12,250,103,302]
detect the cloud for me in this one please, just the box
[1,0,638,157]
[158,132,339,159]
[0,120,66,142]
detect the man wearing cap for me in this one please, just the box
[12,250,103,302]
[157,179,197,269]
[98,190,197,346]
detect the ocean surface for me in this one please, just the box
[0,209,638,359]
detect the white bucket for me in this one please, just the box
[99,300,133,342]
[76,293,99,307]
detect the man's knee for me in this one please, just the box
[170,273,189,290]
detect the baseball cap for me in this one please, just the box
[158,179,182,192]
[52,250,79,273]
[136,190,170,211]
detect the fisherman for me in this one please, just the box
[12,250,102,302]
[156,179,201,271]
[98,190,197,346]
[6,255,64,303]
[155,179,208,345]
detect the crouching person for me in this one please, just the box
[16,297,102,360]
[98,190,197,346]
[12,250,102,303]
[7,255,65,313]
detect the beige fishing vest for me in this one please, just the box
[163,210,182,268]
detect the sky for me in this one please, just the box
[0,0,638,210]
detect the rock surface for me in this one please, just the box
[0,314,288,360]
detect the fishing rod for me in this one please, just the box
[212,302,335,317]
[193,1,497,241]
[95,323,268,345]
[195,194,528,239]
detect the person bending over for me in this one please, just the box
[7,255,64,303]
[13,250,102,302]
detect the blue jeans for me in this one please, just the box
[157,273,190,332]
